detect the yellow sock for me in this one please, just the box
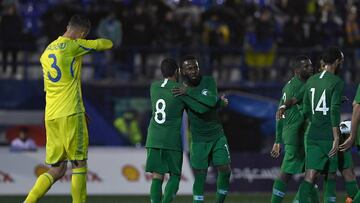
[24,173,54,203]
[71,167,87,203]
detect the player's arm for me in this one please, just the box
[73,38,113,57]
[329,81,344,156]
[185,77,219,107]
[179,96,212,114]
[301,84,311,119]
[341,84,360,151]
[278,85,305,119]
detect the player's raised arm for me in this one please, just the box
[74,38,113,56]
[179,95,211,114]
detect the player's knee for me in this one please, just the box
[304,169,317,183]
[194,169,207,175]
[216,164,231,174]
[152,172,164,180]
[71,160,87,169]
[279,172,292,183]
[342,168,356,181]
[49,161,67,180]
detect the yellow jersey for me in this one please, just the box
[41,36,113,120]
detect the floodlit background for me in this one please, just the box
[0,0,360,202]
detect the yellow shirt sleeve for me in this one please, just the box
[71,38,113,57]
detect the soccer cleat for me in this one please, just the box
[346,197,353,203]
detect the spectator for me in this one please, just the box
[0,3,23,79]
[282,15,305,47]
[244,8,277,81]
[10,127,37,152]
[114,111,143,147]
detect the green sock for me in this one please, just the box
[345,180,359,198]
[162,174,180,203]
[216,171,231,203]
[193,172,207,203]
[310,184,320,203]
[150,178,163,203]
[271,179,286,203]
[298,181,313,203]
[324,178,336,203]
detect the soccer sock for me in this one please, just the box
[345,180,359,198]
[310,184,320,203]
[150,178,163,203]
[215,171,231,203]
[193,171,207,203]
[271,179,286,203]
[298,181,313,203]
[162,174,180,203]
[71,167,87,203]
[24,172,54,203]
[323,178,336,203]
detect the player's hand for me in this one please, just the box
[328,139,339,158]
[276,108,285,120]
[172,87,187,97]
[221,95,228,107]
[270,143,281,158]
[339,134,355,152]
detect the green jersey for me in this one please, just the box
[353,84,360,145]
[276,76,306,145]
[302,70,344,140]
[185,76,224,142]
[146,79,212,151]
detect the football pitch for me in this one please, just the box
[0,193,348,203]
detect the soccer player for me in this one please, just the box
[172,56,231,203]
[24,15,113,203]
[337,121,359,202]
[145,58,218,203]
[297,47,345,203]
[270,55,316,203]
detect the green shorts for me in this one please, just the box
[190,135,231,170]
[305,139,338,173]
[145,148,183,175]
[280,145,305,174]
[45,113,89,165]
[338,150,353,171]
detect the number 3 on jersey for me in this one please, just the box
[155,99,166,124]
[310,88,329,115]
[47,54,62,82]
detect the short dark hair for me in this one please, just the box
[68,15,91,31]
[290,55,310,69]
[180,55,197,69]
[161,58,178,78]
[322,46,343,65]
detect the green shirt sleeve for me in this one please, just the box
[354,84,360,104]
[330,81,344,127]
[186,78,219,107]
[294,84,305,102]
[179,96,211,114]
[275,119,283,143]
[301,83,311,119]
[72,38,113,57]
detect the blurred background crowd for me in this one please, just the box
[1,0,360,151]
[2,0,360,83]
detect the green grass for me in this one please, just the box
[0,193,348,203]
